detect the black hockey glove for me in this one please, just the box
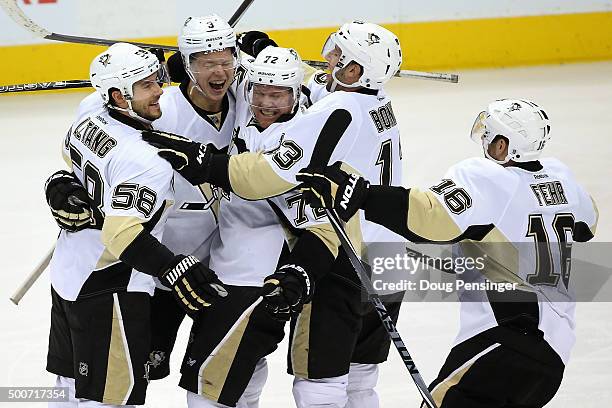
[147,48,166,63]
[261,264,313,321]
[142,129,228,187]
[296,163,370,222]
[167,51,189,83]
[44,170,93,232]
[160,255,228,313]
[238,31,278,57]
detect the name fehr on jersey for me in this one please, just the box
[428,156,598,364]
[50,94,174,301]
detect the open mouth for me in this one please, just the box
[259,108,279,117]
[209,80,226,91]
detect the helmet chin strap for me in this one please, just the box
[329,64,361,92]
[482,139,510,164]
[108,100,153,126]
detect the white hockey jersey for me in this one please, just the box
[209,70,331,286]
[410,157,598,364]
[228,87,405,251]
[153,84,234,260]
[50,95,175,301]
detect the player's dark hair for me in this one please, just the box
[108,88,121,107]
[492,135,509,145]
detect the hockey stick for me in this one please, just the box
[0,80,91,94]
[1,0,456,84]
[10,244,55,305]
[325,209,438,408]
[0,0,178,51]
[0,0,253,51]
[228,0,255,27]
[304,60,458,83]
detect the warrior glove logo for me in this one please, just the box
[339,173,360,210]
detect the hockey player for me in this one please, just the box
[45,15,239,382]
[145,14,238,380]
[47,44,335,407]
[296,99,599,408]
[146,45,341,408]
[45,43,227,407]
[140,21,404,408]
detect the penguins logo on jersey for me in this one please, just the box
[99,54,111,67]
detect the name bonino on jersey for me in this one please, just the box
[372,279,518,293]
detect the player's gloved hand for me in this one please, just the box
[160,255,228,313]
[141,129,220,185]
[167,51,188,83]
[44,170,93,232]
[296,163,370,222]
[261,264,313,321]
[238,31,278,57]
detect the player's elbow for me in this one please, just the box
[101,216,145,259]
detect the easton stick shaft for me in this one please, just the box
[304,60,459,83]
[0,80,91,94]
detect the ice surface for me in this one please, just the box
[1,62,610,407]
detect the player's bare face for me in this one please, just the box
[323,45,355,91]
[250,84,293,129]
[131,73,164,121]
[189,49,235,100]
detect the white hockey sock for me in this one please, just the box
[187,391,234,408]
[346,363,380,408]
[237,358,268,408]
[49,375,137,407]
[292,375,349,408]
[48,376,78,408]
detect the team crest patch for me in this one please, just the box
[366,33,381,46]
[147,351,166,368]
[508,102,522,112]
[79,362,89,376]
[98,54,111,67]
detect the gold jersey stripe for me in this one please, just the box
[101,216,144,260]
[407,188,463,241]
[228,152,295,200]
[103,293,134,404]
[291,302,312,378]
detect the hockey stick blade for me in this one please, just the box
[0,0,178,51]
[0,80,91,95]
[325,209,438,408]
[304,60,458,83]
[228,0,255,27]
